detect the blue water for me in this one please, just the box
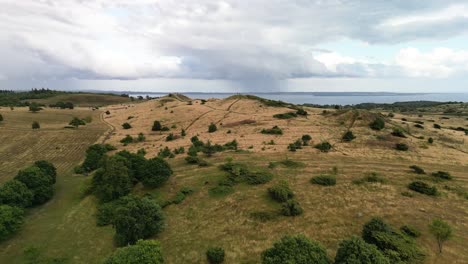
[128,92,468,105]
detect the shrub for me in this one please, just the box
[69,117,86,128]
[208,123,217,133]
[301,134,312,145]
[428,218,452,253]
[206,247,225,264]
[391,128,406,138]
[281,199,303,216]
[0,205,24,241]
[136,133,145,142]
[122,122,132,129]
[261,126,283,135]
[362,217,424,263]
[141,158,173,188]
[249,211,278,222]
[29,103,42,113]
[113,196,164,246]
[81,144,114,172]
[161,126,170,131]
[32,121,40,129]
[0,180,33,208]
[223,140,238,150]
[310,175,336,186]
[414,124,424,129]
[433,124,441,129]
[395,143,409,151]
[342,131,356,142]
[296,108,308,116]
[261,235,330,264]
[334,236,389,264]
[92,156,132,202]
[409,165,425,174]
[428,137,434,144]
[0,114,3,122]
[185,156,201,164]
[400,225,421,238]
[209,185,234,197]
[14,166,54,205]
[244,171,273,185]
[120,135,134,144]
[34,160,57,183]
[315,142,332,152]
[408,181,438,196]
[268,181,294,202]
[105,110,110,115]
[152,121,162,131]
[369,117,385,130]
[166,133,174,141]
[431,171,452,180]
[273,112,297,119]
[352,172,386,185]
[103,240,163,264]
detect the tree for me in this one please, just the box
[14,166,54,205]
[261,235,330,264]
[32,121,40,129]
[113,196,165,246]
[92,156,132,202]
[103,240,164,264]
[429,219,452,253]
[202,141,217,157]
[0,205,24,241]
[115,150,148,182]
[206,247,225,264]
[82,144,113,172]
[28,102,42,113]
[301,134,312,145]
[152,121,162,131]
[369,117,385,131]
[140,158,173,188]
[69,117,86,128]
[122,122,132,129]
[334,236,389,264]
[0,180,34,208]
[208,123,217,133]
[34,160,57,184]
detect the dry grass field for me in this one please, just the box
[27,93,132,107]
[0,95,467,263]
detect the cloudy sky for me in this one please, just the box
[1,0,468,92]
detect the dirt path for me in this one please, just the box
[98,111,116,144]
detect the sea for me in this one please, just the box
[127,92,468,105]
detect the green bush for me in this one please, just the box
[223,139,238,150]
[69,117,86,128]
[281,199,303,216]
[261,235,330,264]
[152,121,162,131]
[400,225,421,238]
[273,112,297,119]
[185,156,201,164]
[104,240,163,264]
[315,142,332,152]
[34,160,57,184]
[369,117,385,130]
[208,123,217,133]
[310,175,336,186]
[391,128,406,138]
[409,165,425,174]
[122,122,132,129]
[208,185,234,197]
[249,211,279,222]
[81,144,114,172]
[0,205,24,241]
[334,236,389,264]
[32,121,40,129]
[261,126,283,135]
[408,181,438,196]
[296,108,308,116]
[92,156,132,202]
[268,181,294,202]
[244,171,273,185]
[431,171,452,180]
[428,137,434,144]
[137,133,145,142]
[120,135,134,144]
[433,124,441,129]
[166,133,174,141]
[352,172,386,185]
[14,166,54,205]
[395,143,409,151]
[206,247,225,264]
[141,158,173,188]
[301,134,312,145]
[342,131,356,142]
[0,180,33,208]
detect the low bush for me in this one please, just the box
[296,108,308,116]
[414,124,424,129]
[249,211,278,222]
[409,165,425,174]
[281,199,303,216]
[206,247,225,264]
[208,185,234,197]
[352,172,386,185]
[0,205,24,241]
[261,235,330,264]
[400,225,421,238]
[244,171,273,185]
[408,181,438,196]
[103,240,163,264]
[261,126,283,135]
[334,236,389,264]
[122,122,132,129]
[395,143,409,151]
[273,112,297,119]
[268,181,294,202]
[32,121,40,129]
[315,142,332,152]
[185,156,201,164]
[431,171,452,180]
[166,133,174,141]
[369,117,385,131]
[120,135,134,144]
[310,175,336,186]
[301,134,312,145]
[342,131,356,142]
[391,128,406,138]
[428,137,434,144]
[433,124,441,129]
[208,123,217,133]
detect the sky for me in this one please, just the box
[1,0,468,93]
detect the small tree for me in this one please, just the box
[208,123,217,133]
[369,117,385,131]
[301,134,312,145]
[29,102,42,113]
[0,205,24,241]
[334,236,389,264]
[92,156,132,202]
[69,117,86,128]
[14,166,54,205]
[103,240,163,264]
[0,180,34,208]
[122,122,132,129]
[342,131,356,142]
[261,235,330,264]
[141,158,173,188]
[152,121,162,131]
[428,137,434,144]
[206,247,225,264]
[32,121,40,129]
[429,219,452,253]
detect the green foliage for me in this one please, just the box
[310,175,336,186]
[301,134,312,145]
[261,235,330,264]
[408,181,438,196]
[0,114,3,122]
[120,135,134,144]
[121,122,132,129]
[23,246,68,264]
[315,142,332,152]
[185,156,201,164]
[0,205,24,241]
[15,166,54,205]
[400,225,421,238]
[49,101,74,109]
[281,199,303,216]
[342,131,356,142]
[268,181,294,202]
[166,133,174,141]
[208,185,234,197]
[296,108,308,116]
[103,240,164,264]
[114,150,147,182]
[391,128,406,138]
[428,137,434,144]
[0,89,63,107]
[208,123,217,133]
[395,143,409,151]
[431,171,453,180]
[362,217,424,263]
[0,180,33,208]
[409,165,425,174]
[244,171,273,185]
[273,112,298,119]
[249,211,279,222]
[137,133,145,142]
[92,156,132,202]
[69,117,86,128]
[32,121,40,129]
[428,218,453,253]
[29,102,42,113]
[34,160,57,184]
[161,126,170,131]
[81,144,114,172]
[181,129,186,137]
[113,196,165,246]
[206,247,225,264]
[163,187,194,207]
[157,147,172,158]
[334,236,389,264]
[270,159,305,169]
[352,172,386,185]
[152,121,162,131]
[261,126,283,135]
[433,124,441,129]
[140,158,173,188]
[223,140,238,150]
[369,117,385,131]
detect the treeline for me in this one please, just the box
[0,161,57,241]
[0,88,65,106]
[303,101,461,111]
